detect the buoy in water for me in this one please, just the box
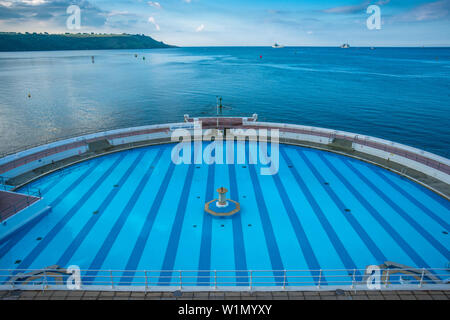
[259,55,262,59]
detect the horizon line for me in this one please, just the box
[1,32,449,48]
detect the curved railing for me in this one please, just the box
[0,116,449,187]
[244,121,450,182]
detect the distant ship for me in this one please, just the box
[272,43,285,48]
[340,43,350,49]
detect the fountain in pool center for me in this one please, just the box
[204,187,241,217]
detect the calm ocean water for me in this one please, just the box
[0,47,449,157]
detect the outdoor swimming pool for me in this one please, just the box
[0,141,449,287]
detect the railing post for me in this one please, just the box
[110,270,114,289]
[43,269,47,291]
[250,271,253,291]
[10,270,14,289]
[351,269,356,289]
[318,269,322,289]
[214,270,217,290]
[179,271,182,290]
[283,270,286,290]
[419,268,425,288]
[384,270,389,288]
[145,270,148,292]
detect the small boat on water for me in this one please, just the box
[340,43,350,49]
[272,43,284,48]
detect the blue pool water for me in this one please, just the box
[0,142,449,286]
[0,47,449,158]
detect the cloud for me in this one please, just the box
[195,23,204,32]
[107,11,131,17]
[391,0,450,22]
[267,9,290,15]
[0,0,107,27]
[103,10,140,30]
[21,0,47,5]
[0,4,21,19]
[148,16,160,30]
[323,1,371,14]
[323,0,390,14]
[0,1,13,7]
[147,1,161,9]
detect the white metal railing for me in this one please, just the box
[0,124,139,159]
[0,268,448,292]
[1,119,449,181]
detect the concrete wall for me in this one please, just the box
[2,147,88,179]
[353,144,449,184]
[108,131,172,146]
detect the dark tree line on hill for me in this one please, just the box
[0,33,173,51]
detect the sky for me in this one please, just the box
[0,0,449,46]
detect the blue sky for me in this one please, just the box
[0,0,449,46]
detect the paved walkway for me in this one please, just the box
[0,191,40,221]
[1,290,449,300]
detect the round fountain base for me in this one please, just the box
[205,199,240,217]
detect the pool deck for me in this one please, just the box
[1,289,449,300]
[6,136,450,199]
[0,191,40,221]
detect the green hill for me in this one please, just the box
[0,33,174,52]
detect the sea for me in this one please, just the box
[0,47,449,157]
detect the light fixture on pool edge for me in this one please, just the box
[204,187,240,217]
